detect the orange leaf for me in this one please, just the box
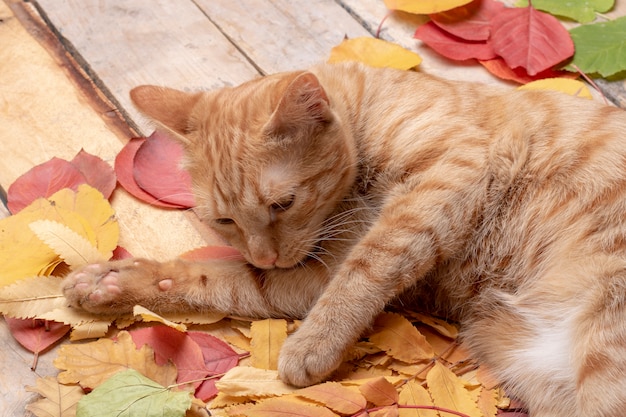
[426,362,481,417]
[399,380,439,417]
[384,0,473,14]
[297,381,367,414]
[369,313,434,363]
[246,397,339,417]
[359,377,399,406]
[250,319,288,370]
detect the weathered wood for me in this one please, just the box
[195,0,370,74]
[32,0,261,135]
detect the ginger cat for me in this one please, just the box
[63,62,626,416]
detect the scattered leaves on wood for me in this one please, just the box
[329,37,422,70]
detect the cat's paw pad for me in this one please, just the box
[278,329,345,387]
[62,263,128,312]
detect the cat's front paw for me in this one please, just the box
[278,326,346,387]
[62,259,155,314]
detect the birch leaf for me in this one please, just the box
[30,219,107,267]
[369,313,434,363]
[384,0,473,14]
[55,331,177,389]
[76,369,191,417]
[329,37,422,70]
[296,381,367,414]
[250,318,288,370]
[0,275,65,319]
[567,16,626,77]
[517,78,593,99]
[358,376,399,406]
[398,380,438,417]
[215,366,297,398]
[26,376,84,417]
[246,397,339,417]
[426,362,482,417]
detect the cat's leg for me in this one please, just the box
[62,257,325,318]
[278,168,486,386]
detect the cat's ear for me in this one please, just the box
[130,85,202,141]
[265,72,332,135]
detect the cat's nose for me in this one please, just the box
[254,252,278,269]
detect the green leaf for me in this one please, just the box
[566,16,626,77]
[516,0,614,23]
[76,369,192,417]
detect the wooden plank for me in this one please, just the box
[0,0,211,260]
[195,0,370,73]
[32,0,261,134]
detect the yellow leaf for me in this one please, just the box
[133,305,188,331]
[384,0,473,14]
[246,397,339,417]
[517,78,593,99]
[358,376,399,406]
[30,219,107,267]
[477,387,499,417]
[68,319,112,341]
[296,381,367,414]
[369,313,434,363]
[426,362,482,417]
[250,318,288,370]
[215,366,297,398]
[0,276,65,319]
[410,312,459,339]
[399,380,438,417]
[54,331,177,389]
[371,405,400,417]
[25,376,84,417]
[329,37,422,70]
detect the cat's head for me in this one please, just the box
[131,71,357,269]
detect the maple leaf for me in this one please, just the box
[567,16,626,78]
[368,313,434,363]
[384,0,473,14]
[250,318,288,370]
[133,131,195,208]
[328,37,422,70]
[55,331,177,389]
[490,3,574,76]
[76,369,192,417]
[414,21,496,61]
[430,0,505,41]
[26,376,84,417]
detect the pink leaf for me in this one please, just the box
[112,246,133,260]
[114,138,182,208]
[414,21,496,61]
[7,157,86,213]
[133,131,195,208]
[490,4,574,76]
[130,325,209,388]
[430,0,505,41]
[71,149,116,199]
[5,317,70,369]
[179,246,245,262]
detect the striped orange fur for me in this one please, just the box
[64,63,626,416]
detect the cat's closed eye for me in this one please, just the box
[215,218,235,225]
[270,195,295,213]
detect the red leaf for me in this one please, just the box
[5,317,70,369]
[430,0,505,41]
[479,57,578,84]
[114,138,182,208]
[194,380,219,401]
[490,4,574,76]
[133,131,195,208]
[71,149,116,199]
[179,246,245,262]
[130,325,209,388]
[112,246,133,260]
[415,21,496,61]
[7,157,86,213]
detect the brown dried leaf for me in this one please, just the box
[369,313,434,363]
[25,376,84,417]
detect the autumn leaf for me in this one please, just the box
[358,376,399,407]
[76,369,192,417]
[26,376,84,417]
[430,0,505,41]
[368,313,434,363]
[490,3,574,76]
[245,396,339,417]
[384,0,473,14]
[250,318,288,370]
[479,57,578,84]
[70,149,116,200]
[0,275,65,319]
[426,362,482,417]
[398,380,438,417]
[567,16,626,78]
[296,381,367,414]
[215,366,297,398]
[55,331,177,389]
[414,21,496,61]
[517,78,592,99]
[329,37,422,70]
[133,305,188,331]
[517,0,615,24]
[133,131,195,208]
[5,317,70,367]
